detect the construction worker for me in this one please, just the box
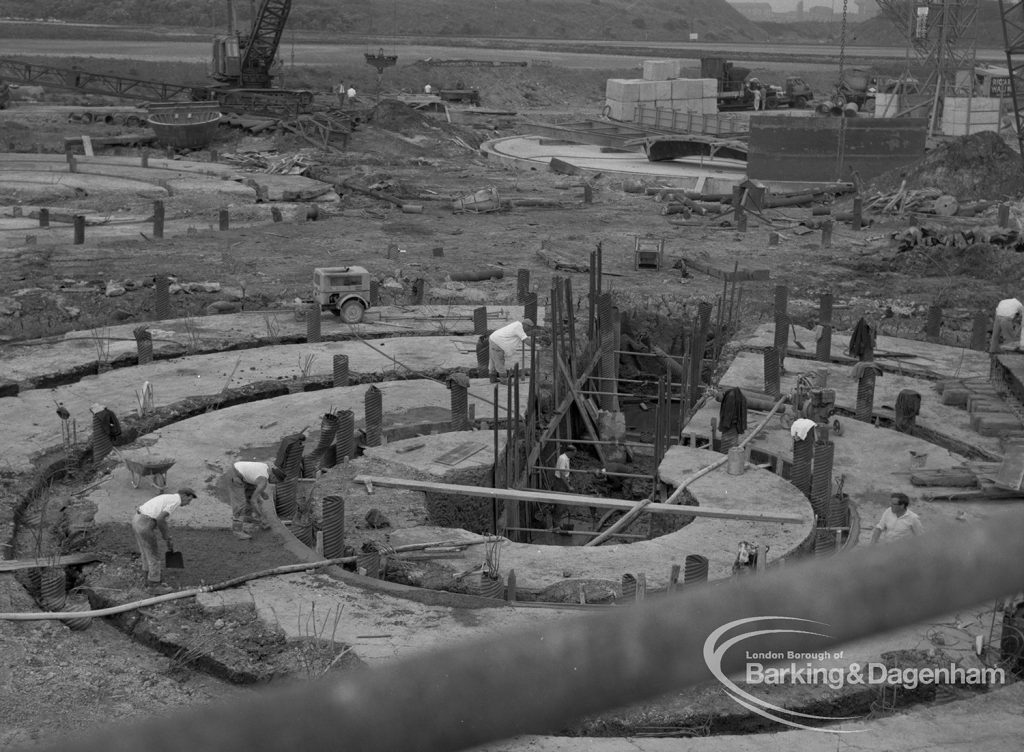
[424,83,433,95]
[991,297,1024,352]
[488,318,534,385]
[336,80,346,107]
[133,488,196,593]
[223,460,285,539]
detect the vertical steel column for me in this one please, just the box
[551,278,561,445]
[810,440,834,521]
[91,413,112,464]
[450,382,469,430]
[516,269,530,303]
[153,200,164,239]
[364,386,383,447]
[321,495,345,558]
[817,291,833,363]
[333,354,349,387]
[154,276,170,320]
[133,326,153,365]
[312,413,339,471]
[856,367,877,423]
[763,346,781,399]
[306,304,321,343]
[476,336,490,377]
[473,306,488,336]
[492,381,500,534]
[926,305,942,341]
[336,410,355,461]
[524,292,538,330]
[275,438,305,521]
[970,312,989,351]
[598,293,615,412]
[773,285,788,372]
[791,434,814,499]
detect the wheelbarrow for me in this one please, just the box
[113,448,176,490]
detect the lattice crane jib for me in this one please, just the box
[874,0,979,127]
[239,0,292,88]
[999,0,1024,160]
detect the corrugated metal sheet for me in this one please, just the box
[747,117,928,182]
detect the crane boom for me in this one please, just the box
[239,0,293,88]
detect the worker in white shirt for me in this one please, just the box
[488,318,534,385]
[424,83,433,95]
[133,488,196,592]
[991,297,1024,352]
[224,461,285,539]
[554,445,576,493]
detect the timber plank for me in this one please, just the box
[0,552,102,572]
[354,475,807,524]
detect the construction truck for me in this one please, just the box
[0,0,312,119]
[776,77,814,108]
[700,57,783,111]
[831,68,877,114]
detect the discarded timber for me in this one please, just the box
[353,476,807,524]
[500,197,566,209]
[341,179,407,207]
[0,552,103,572]
[537,247,589,273]
[909,468,979,488]
[679,254,770,281]
[922,487,1024,501]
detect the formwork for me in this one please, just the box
[747,117,928,182]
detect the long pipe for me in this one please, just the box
[36,511,1024,752]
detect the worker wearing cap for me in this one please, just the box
[224,461,285,540]
[488,318,534,385]
[991,297,1024,352]
[133,488,196,592]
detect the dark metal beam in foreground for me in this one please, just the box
[30,511,1024,752]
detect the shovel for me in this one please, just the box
[164,543,184,570]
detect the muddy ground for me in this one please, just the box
[3,58,1024,749]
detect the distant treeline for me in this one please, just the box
[0,0,770,43]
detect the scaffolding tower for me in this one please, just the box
[874,0,979,133]
[999,0,1024,159]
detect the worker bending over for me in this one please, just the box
[991,297,1024,352]
[223,461,285,540]
[488,318,534,385]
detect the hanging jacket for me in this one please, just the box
[718,386,748,434]
[848,317,875,360]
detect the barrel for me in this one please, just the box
[727,446,746,476]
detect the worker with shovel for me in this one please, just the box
[223,461,286,539]
[132,487,196,594]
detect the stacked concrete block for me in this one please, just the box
[605,77,718,122]
[942,97,1001,136]
[936,379,1024,439]
[643,59,683,80]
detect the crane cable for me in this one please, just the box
[836,0,851,180]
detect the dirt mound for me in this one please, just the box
[868,131,1024,202]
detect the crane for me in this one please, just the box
[0,0,311,118]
